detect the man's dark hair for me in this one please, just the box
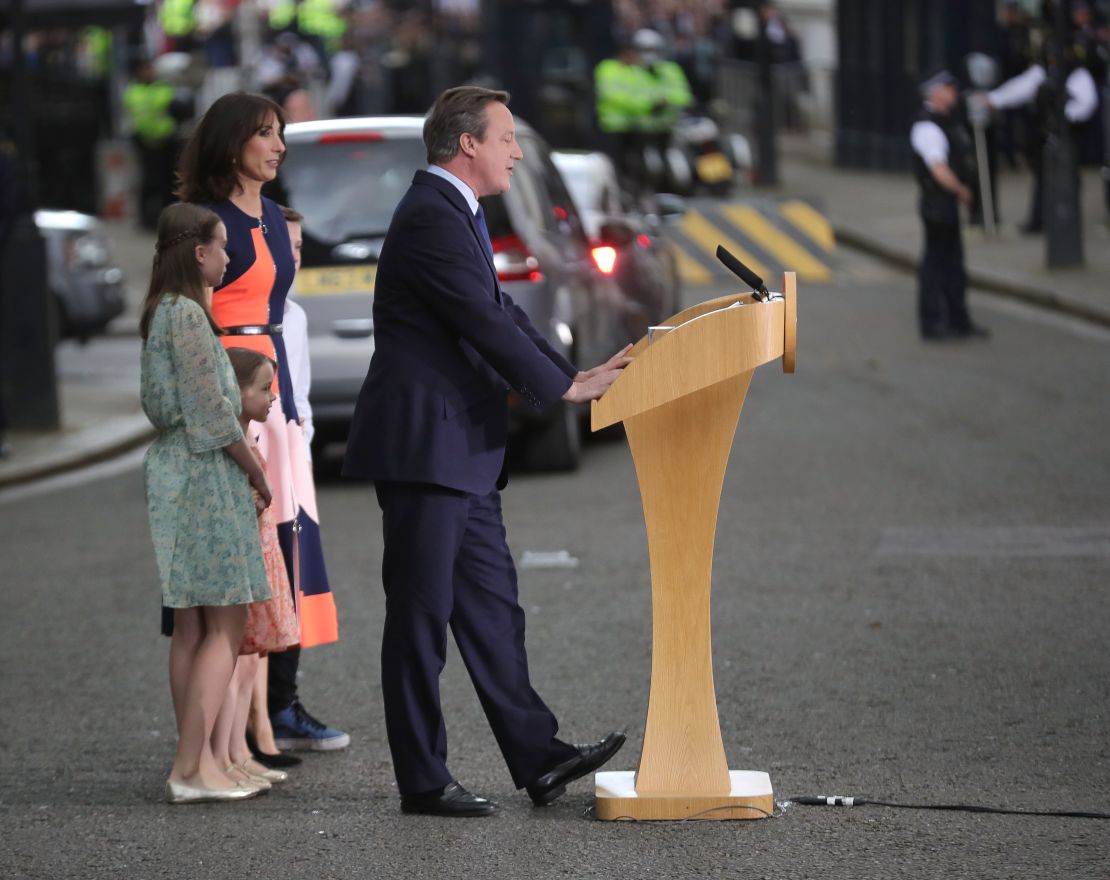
[423,86,511,165]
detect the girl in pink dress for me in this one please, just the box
[210,348,300,790]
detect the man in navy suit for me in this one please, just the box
[343,86,629,816]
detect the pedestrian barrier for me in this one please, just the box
[664,197,835,286]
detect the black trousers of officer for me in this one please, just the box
[918,219,970,335]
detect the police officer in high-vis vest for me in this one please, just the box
[594,41,655,190]
[124,59,181,229]
[269,0,347,65]
[632,28,693,138]
[159,0,196,52]
[594,29,692,194]
[910,70,989,341]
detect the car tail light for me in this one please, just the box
[635,233,652,249]
[318,132,384,144]
[591,245,618,275]
[491,233,543,283]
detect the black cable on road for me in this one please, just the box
[787,795,1110,820]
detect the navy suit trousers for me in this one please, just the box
[374,480,577,795]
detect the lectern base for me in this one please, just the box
[594,770,774,821]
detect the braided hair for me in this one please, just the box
[139,202,225,340]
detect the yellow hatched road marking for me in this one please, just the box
[679,210,769,281]
[721,204,832,282]
[779,200,836,252]
[669,241,713,285]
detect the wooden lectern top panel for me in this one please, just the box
[591,288,789,431]
[623,293,757,359]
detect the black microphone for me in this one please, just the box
[715,245,770,301]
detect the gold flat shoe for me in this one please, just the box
[258,767,288,783]
[239,760,288,784]
[165,780,259,804]
[227,763,271,791]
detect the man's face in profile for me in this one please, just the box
[470,101,525,197]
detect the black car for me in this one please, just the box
[277,115,660,470]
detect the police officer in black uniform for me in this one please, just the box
[910,70,989,341]
[987,36,1100,234]
[1067,1,1107,166]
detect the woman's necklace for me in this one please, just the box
[232,192,267,233]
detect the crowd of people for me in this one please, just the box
[2,0,817,226]
[109,0,812,223]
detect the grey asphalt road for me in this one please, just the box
[2,252,1109,879]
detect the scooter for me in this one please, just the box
[670,112,741,195]
[627,115,750,199]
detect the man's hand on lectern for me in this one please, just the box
[564,344,633,404]
[574,344,633,383]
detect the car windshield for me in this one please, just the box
[558,166,598,214]
[276,135,425,266]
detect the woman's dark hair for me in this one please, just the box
[226,347,277,388]
[175,91,286,203]
[424,86,511,164]
[139,203,224,340]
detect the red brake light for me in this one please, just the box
[591,245,618,274]
[636,233,652,249]
[318,132,385,144]
[491,233,543,283]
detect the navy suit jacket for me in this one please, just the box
[342,170,577,494]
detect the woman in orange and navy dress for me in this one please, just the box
[175,91,349,754]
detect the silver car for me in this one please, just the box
[276,115,636,471]
[34,210,126,341]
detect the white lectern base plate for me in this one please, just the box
[594,770,774,821]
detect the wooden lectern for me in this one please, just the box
[590,273,797,821]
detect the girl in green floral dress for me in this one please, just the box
[139,203,274,804]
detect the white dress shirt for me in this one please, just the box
[989,64,1098,123]
[427,164,480,215]
[283,296,314,457]
[910,117,950,166]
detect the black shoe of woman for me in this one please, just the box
[247,731,302,768]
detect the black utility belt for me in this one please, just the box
[224,324,283,336]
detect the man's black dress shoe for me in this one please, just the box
[400,781,498,817]
[526,731,626,806]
